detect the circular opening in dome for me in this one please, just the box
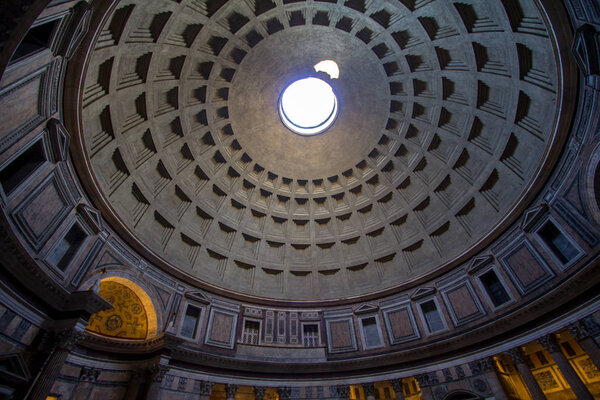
[279,77,338,136]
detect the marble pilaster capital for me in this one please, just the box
[277,386,291,400]
[362,382,375,396]
[415,372,437,388]
[254,386,266,400]
[79,366,101,382]
[505,347,526,365]
[147,363,170,382]
[568,320,590,341]
[226,384,239,398]
[476,356,496,373]
[337,384,350,398]
[199,380,214,396]
[54,329,84,351]
[538,334,560,353]
[389,378,403,393]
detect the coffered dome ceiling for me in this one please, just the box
[77,0,564,301]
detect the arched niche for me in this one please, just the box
[442,390,481,400]
[86,277,158,339]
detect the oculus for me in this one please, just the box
[279,77,338,136]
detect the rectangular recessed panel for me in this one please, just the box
[443,283,485,326]
[499,238,554,294]
[11,172,71,250]
[327,317,357,353]
[387,308,416,340]
[0,67,49,152]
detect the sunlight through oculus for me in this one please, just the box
[279,77,338,136]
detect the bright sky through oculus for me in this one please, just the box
[314,60,340,79]
[279,77,338,136]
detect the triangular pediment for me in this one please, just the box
[0,352,31,382]
[410,287,436,300]
[185,290,211,305]
[47,118,70,162]
[354,303,379,315]
[520,203,548,232]
[467,255,494,275]
[77,204,103,234]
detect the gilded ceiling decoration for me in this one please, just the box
[87,280,149,339]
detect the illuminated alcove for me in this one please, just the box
[86,277,158,340]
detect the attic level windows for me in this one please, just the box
[420,300,445,334]
[47,224,87,271]
[242,319,260,344]
[0,139,46,196]
[181,305,201,339]
[359,316,383,349]
[302,324,319,347]
[536,220,580,267]
[10,19,58,62]
[480,270,510,307]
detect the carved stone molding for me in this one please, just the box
[79,366,100,382]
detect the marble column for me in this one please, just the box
[476,357,509,400]
[145,363,170,400]
[124,369,145,400]
[198,380,214,400]
[337,385,350,400]
[255,386,266,400]
[569,317,600,369]
[70,366,100,400]
[226,384,239,400]
[389,378,405,400]
[362,382,375,400]
[538,334,594,400]
[506,347,547,400]
[26,329,84,400]
[414,373,435,400]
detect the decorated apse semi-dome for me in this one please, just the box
[78,0,567,301]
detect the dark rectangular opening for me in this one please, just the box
[538,221,579,264]
[242,320,260,344]
[480,270,510,307]
[0,140,46,196]
[181,305,201,338]
[302,324,319,347]
[362,316,382,347]
[10,20,58,62]
[421,300,444,333]
[48,224,87,271]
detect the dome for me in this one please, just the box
[0,0,599,399]
[78,0,566,302]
